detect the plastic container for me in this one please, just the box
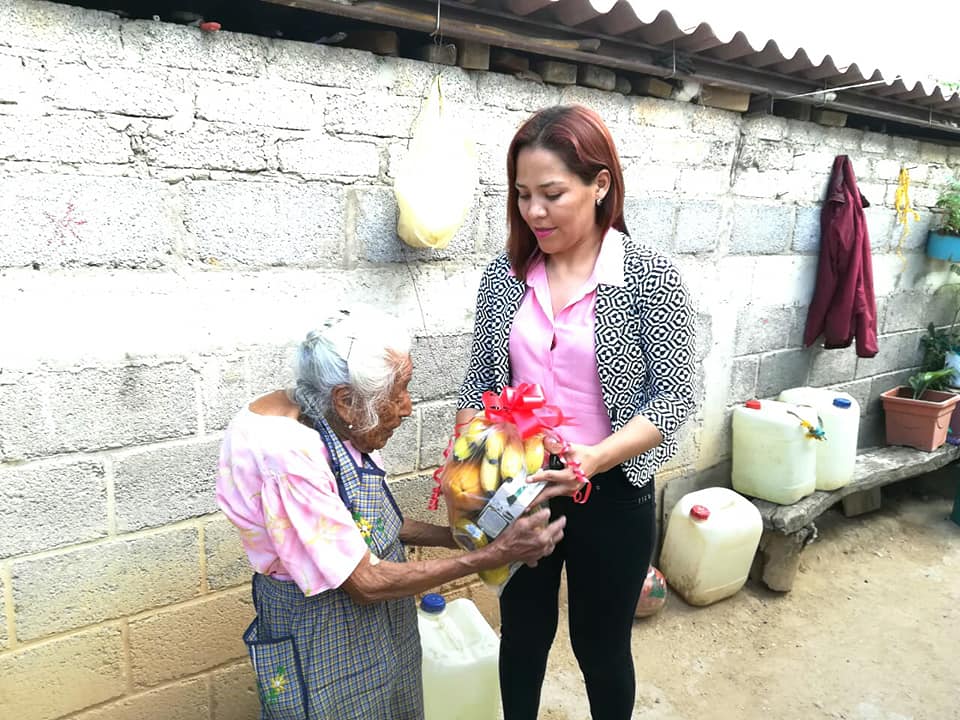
[659,487,763,606]
[732,399,818,504]
[417,594,500,720]
[778,387,860,491]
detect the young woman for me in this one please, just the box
[456,105,696,720]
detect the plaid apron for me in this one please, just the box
[243,418,424,720]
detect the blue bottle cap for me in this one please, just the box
[833,398,852,409]
[420,593,446,613]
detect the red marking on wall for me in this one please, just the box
[45,203,87,245]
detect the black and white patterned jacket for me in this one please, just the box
[457,231,696,489]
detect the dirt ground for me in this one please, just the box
[535,478,959,720]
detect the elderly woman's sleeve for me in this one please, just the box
[458,262,499,410]
[635,255,696,444]
[260,447,369,596]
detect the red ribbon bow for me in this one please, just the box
[481,383,566,439]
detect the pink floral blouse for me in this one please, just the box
[216,405,371,596]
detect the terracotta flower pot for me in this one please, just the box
[880,387,960,452]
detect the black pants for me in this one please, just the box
[499,466,655,720]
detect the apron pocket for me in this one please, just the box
[244,618,308,719]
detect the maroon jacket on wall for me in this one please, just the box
[803,155,879,358]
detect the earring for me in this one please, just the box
[348,423,354,430]
[596,196,603,207]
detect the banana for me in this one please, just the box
[452,434,474,461]
[484,427,507,461]
[463,417,489,445]
[523,435,545,473]
[499,440,525,483]
[478,565,511,586]
[479,458,500,493]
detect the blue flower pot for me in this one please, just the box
[927,231,960,261]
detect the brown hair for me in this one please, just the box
[505,104,628,280]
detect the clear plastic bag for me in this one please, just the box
[394,75,478,250]
[441,414,548,593]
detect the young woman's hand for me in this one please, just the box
[526,437,601,504]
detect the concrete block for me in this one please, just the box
[699,85,750,112]
[949,147,960,168]
[898,330,924,369]
[0,174,183,269]
[129,587,253,687]
[387,473,442,525]
[113,438,221,532]
[674,201,726,254]
[891,136,920,158]
[919,142,949,164]
[0,54,35,105]
[0,459,107,559]
[122,19,266,76]
[477,72,559,112]
[0,114,130,164]
[738,138,795,171]
[384,58,475,105]
[72,678,210,720]
[418,400,458,470]
[861,132,891,154]
[0,625,125,720]
[883,291,929,333]
[381,410,418,476]
[478,192,508,258]
[623,160,678,194]
[455,40,490,70]
[268,41,378,90]
[842,487,883,516]
[742,115,787,141]
[183,181,344,267]
[533,60,577,85]
[866,369,916,416]
[12,527,200,640]
[578,64,616,92]
[211,661,261,720]
[622,196,676,252]
[633,76,673,100]
[559,85,629,126]
[788,305,809,348]
[324,92,420,138]
[490,48,530,74]
[0,574,6,649]
[0,1,122,58]
[647,133,712,166]
[200,354,247,432]
[676,168,730,197]
[631,97,693,130]
[749,256,818,307]
[47,63,189,118]
[141,122,270,172]
[351,186,477,263]
[807,346,858,386]
[729,202,795,254]
[247,344,296,399]
[792,205,821,252]
[792,149,839,174]
[863,205,895,250]
[730,356,759,404]
[757,349,811,398]
[731,168,788,199]
[855,334,912,380]
[615,76,632,95]
[0,363,197,461]
[278,135,380,178]
[857,412,886,448]
[204,514,252,591]
[196,79,318,131]
[409,334,472,402]
[811,108,847,127]
[735,305,793,355]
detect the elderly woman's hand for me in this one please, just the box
[492,507,565,567]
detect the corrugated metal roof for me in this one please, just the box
[497,0,960,115]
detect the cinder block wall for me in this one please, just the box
[1,1,958,718]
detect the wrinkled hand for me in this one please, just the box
[527,438,600,505]
[493,508,565,568]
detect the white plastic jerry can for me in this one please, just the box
[659,487,763,606]
[778,386,860,491]
[732,399,818,505]
[417,594,500,720]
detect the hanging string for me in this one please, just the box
[894,167,920,271]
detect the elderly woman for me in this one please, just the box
[216,306,564,720]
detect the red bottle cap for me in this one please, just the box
[744,399,762,410]
[690,505,710,521]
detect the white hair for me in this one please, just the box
[291,305,411,433]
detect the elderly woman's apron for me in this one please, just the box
[243,419,424,720]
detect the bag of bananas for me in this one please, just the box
[436,384,565,593]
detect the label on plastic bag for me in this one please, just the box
[476,476,546,539]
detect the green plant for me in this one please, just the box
[908,368,955,400]
[935,182,960,236]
